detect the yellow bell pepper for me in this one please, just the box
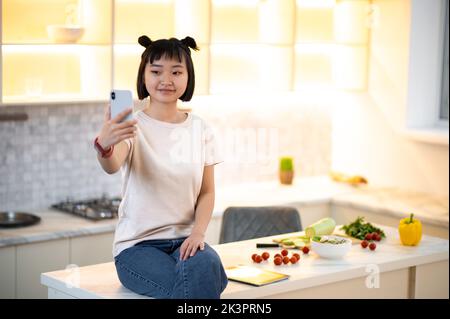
[398,213,422,246]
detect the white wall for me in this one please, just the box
[331,0,449,196]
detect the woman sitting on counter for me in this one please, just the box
[94,35,228,299]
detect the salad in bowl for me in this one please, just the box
[311,235,352,259]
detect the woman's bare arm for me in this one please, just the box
[97,140,131,174]
[96,105,137,174]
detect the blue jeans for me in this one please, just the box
[114,237,228,299]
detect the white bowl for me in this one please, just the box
[47,25,85,43]
[311,235,352,259]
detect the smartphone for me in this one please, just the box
[110,89,133,122]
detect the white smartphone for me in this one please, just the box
[110,89,133,122]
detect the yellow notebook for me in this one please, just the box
[225,265,289,286]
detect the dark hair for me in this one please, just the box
[136,35,199,101]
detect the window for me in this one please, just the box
[440,0,449,121]
[402,0,448,144]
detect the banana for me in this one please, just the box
[329,171,368,185]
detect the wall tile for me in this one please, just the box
[0,97,331,211]
[0,102,122,211]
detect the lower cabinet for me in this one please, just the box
[205,216,222,245]
[415,260,449,298]
[1,232,115,299]
[70,233,115,267]
[17,239,70,299]
[0,246,15,299]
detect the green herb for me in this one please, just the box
[312,236,322,242]
[340,216,386,240]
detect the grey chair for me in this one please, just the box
[218,206,302,244]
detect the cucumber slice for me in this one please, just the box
[293,239,306,247]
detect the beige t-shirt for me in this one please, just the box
[113,110,222,258]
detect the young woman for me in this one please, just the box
[94,35,228,299]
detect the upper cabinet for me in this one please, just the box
[209,0,294,93]
[114,0,175,44]
[3,0,111,45]
[1,0,112,104]
[0,0,370,105]
[333,0,369,90]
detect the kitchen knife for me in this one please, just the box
[256,243,281,248]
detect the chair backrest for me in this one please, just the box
[218,206,302,244]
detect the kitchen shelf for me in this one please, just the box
[296,5,334,43]
[2,44,111,103]
[209,43,292,93]
[1,0,112,105]
[294,44,333,89]
[211,0,259,44]
[112,44,141,95]
[114,0,175,44]
[2,0,112,45]
[0,0,371,105]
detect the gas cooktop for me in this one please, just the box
[51,196,121,221]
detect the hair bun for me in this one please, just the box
[138,35,152,48]
[180,36,199,51]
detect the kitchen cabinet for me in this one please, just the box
[0,246,15,299]
[415,261,449,298]
[2,0,111,44]
[16,238,70,299]
[332,0,369,90]
[1,0,112,104]
[0,0,208,104]
[70,232,114,267]
[114,0,174,43]
[0,0,370,105]
[265,268,410,298]
[209,0,294,93]
[294,0,333,90]
[204,215,222,245]
[211,0,259,44]
[0,232,114,299]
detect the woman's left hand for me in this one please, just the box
[179,232,205,261]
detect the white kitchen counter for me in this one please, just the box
[2,176,448,247]
[41,224,449,299]
[0,209,117,248]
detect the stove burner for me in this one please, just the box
[51,196,121,221]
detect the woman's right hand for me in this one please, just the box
[96,104,138,149]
